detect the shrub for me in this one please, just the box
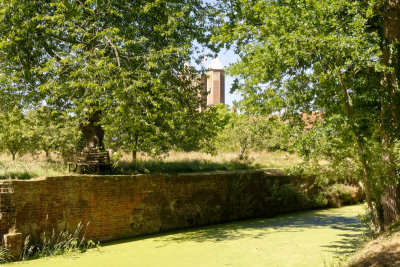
[325,184,361,208]
[311,191,329,208]
[268,183,308,212]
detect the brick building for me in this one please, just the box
[199,58,225,109]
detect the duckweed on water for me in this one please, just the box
[10,205,366,267]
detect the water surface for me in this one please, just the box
[12,205,365,267]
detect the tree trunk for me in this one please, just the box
[12,153,16,161]
[336,66,378,230]
[79,110,105,151]
[132,133,139,162]
[376,0,400,226]
[382,185,400,225]
[132,149,137,162]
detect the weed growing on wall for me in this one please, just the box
[21,222,98,260]
[0,245,10,264]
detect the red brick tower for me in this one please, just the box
[206,58,225,106]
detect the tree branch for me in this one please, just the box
[105,36,121,67]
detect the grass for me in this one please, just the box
[344,222,400,267]
[0,150,302,179]
[0,153,66,180]
[20,222,97,261]
[0,246,10,264]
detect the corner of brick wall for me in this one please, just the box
[0,183,16,236]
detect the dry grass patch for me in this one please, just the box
[119,150,301,169]
[0,152,66,179]
[346,231,400,267]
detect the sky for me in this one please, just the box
[190,0,242,107]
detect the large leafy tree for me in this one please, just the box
[214,0,400,231]
[0,0,212,153]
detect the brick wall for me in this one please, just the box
[0,171,308,244]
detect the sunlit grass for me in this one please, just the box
[0,152,67,180]
[0,150,302,179]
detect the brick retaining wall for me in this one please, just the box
[0,170,312,255]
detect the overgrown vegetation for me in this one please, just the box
[0,245,10,264]
[21,222,97,261]
[266,181,365,214]
[0,150,302,178]
[113,159,255,174]
[0,153,68,180]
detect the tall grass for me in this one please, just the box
[113,151,301,174]
[21,222,97,260]
[0,152,66,180]
[0,245,10,264]
[0,150,302,179]
[114,158,256,174]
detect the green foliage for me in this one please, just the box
[215,113,301,160]
[0,106,81,162]
[216,114,266,159]
[325,184,362,208]
[213,0,400,229]
[0,0,214,154]
[26,107,81,160]
[105,104,230,159]
[0,107,31,160]
[266,180,363,213]
[269,183,307,211]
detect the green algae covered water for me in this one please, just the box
[11,205,365,267]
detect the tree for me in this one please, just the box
[0,0,212,153]
[172,104,233,153]
[26,106,81,160]
[213,0,400,231]
[0,108,30,160]
[216,114,266,159]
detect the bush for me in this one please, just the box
[325,184,362,208]
[268,183,308,212]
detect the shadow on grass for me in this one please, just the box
[102,206,366,256]
[112,159,262,174]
